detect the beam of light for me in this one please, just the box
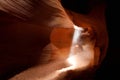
[57,25,85,72]
[67,54,78,67]
[67,25,83,67]
[72,25,83,43]
[58,25,93,72]
[64,25,95,71]
[68,25,83,57]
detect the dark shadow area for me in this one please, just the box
[0,65,31,80]
[61,0,91,14]
[95,0,120,80]
[61,0,105,14]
